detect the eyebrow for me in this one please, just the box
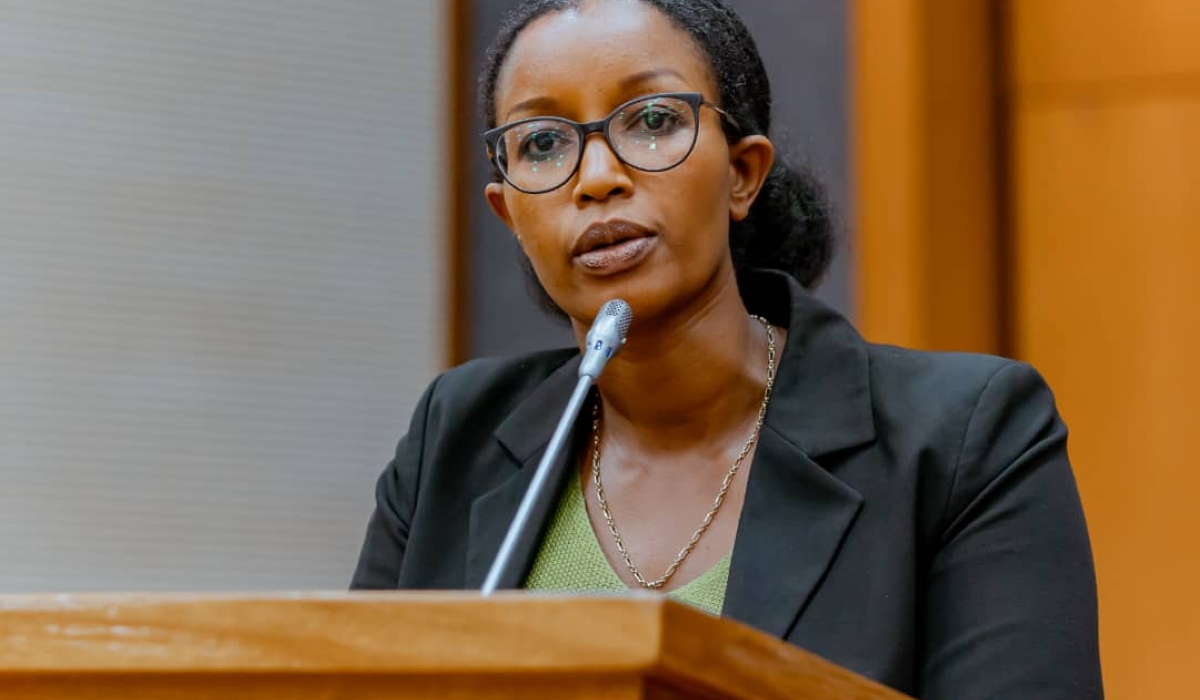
[503,68,690,121]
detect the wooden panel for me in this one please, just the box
[2,674,646,700]
[1012,0,1200,88]
[0,593,913,700]
[1013,95,1200,700]
[858,0,1200,694]
[658,603,903,700]
[0,593,661,673]
[851,0,1001,352]
[1011,3,1200,696]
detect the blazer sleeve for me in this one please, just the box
[349,375,440,590]
[921,363,1104,700]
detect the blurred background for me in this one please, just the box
[0,1,1195,696]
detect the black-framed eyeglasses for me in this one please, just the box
[483,92,741,195]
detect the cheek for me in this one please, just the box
[691,136,735,199]
[658,142,732,240]
[504,191,566,262]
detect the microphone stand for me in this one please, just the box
[479,297,631,595]
[480,375,593,595]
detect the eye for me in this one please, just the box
[620,101,687,135]
[640,108,673,131]
[518,128,573,160]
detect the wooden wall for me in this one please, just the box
[854,1,1200,696]
[1010,1,1200,697]
[852,0,1002,353]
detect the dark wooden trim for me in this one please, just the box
[445,0,472,367]
[991,0,1016,359]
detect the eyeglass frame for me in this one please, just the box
[483,91,742,195]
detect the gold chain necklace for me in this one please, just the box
[589,314,776,590]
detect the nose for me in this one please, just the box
[572,133,633,204]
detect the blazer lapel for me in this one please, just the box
[721,425,864,637]
[464,446,573,589]
[722,270,877,638]
[464,353,583,589]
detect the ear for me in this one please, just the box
[727,135,775,223]
[484,182,517,236]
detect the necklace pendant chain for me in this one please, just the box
[590,314,777,590]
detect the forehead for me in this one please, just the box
[495,0,716,119]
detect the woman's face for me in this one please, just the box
[485,0,772,327]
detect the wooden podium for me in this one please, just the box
[0,592,908,699]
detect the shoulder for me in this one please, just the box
[859,342,1066,485]
[431,347,579,398]
[861,342,1068,524]
[419,347,579,421]
[864,345,1051,401]
[378,346,579,516]
[852,354,1095,698]
[864,343,1060,429]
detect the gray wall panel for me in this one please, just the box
[0,0,446,592]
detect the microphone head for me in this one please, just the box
[598,298,633,338]
[580,298,633,379]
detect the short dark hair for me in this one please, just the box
[480,0,836,317]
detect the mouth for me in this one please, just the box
[571,219,658,276]
[572,219,656,256]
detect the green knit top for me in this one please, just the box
[522,474,731,617]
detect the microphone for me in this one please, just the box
[581,298,633,378]
[480,299,633,595]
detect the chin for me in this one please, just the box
[571,269,705,326]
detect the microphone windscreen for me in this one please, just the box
[598,298,633,342]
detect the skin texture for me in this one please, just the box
[484,0,788,591]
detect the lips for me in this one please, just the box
[571,219,656,257]
[570,219,658,276]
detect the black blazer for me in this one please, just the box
[351,270,1102,700]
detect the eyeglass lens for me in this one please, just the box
[494,94,698,193]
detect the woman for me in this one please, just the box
[351,1,1103,697]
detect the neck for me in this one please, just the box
[576,270,774,454]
